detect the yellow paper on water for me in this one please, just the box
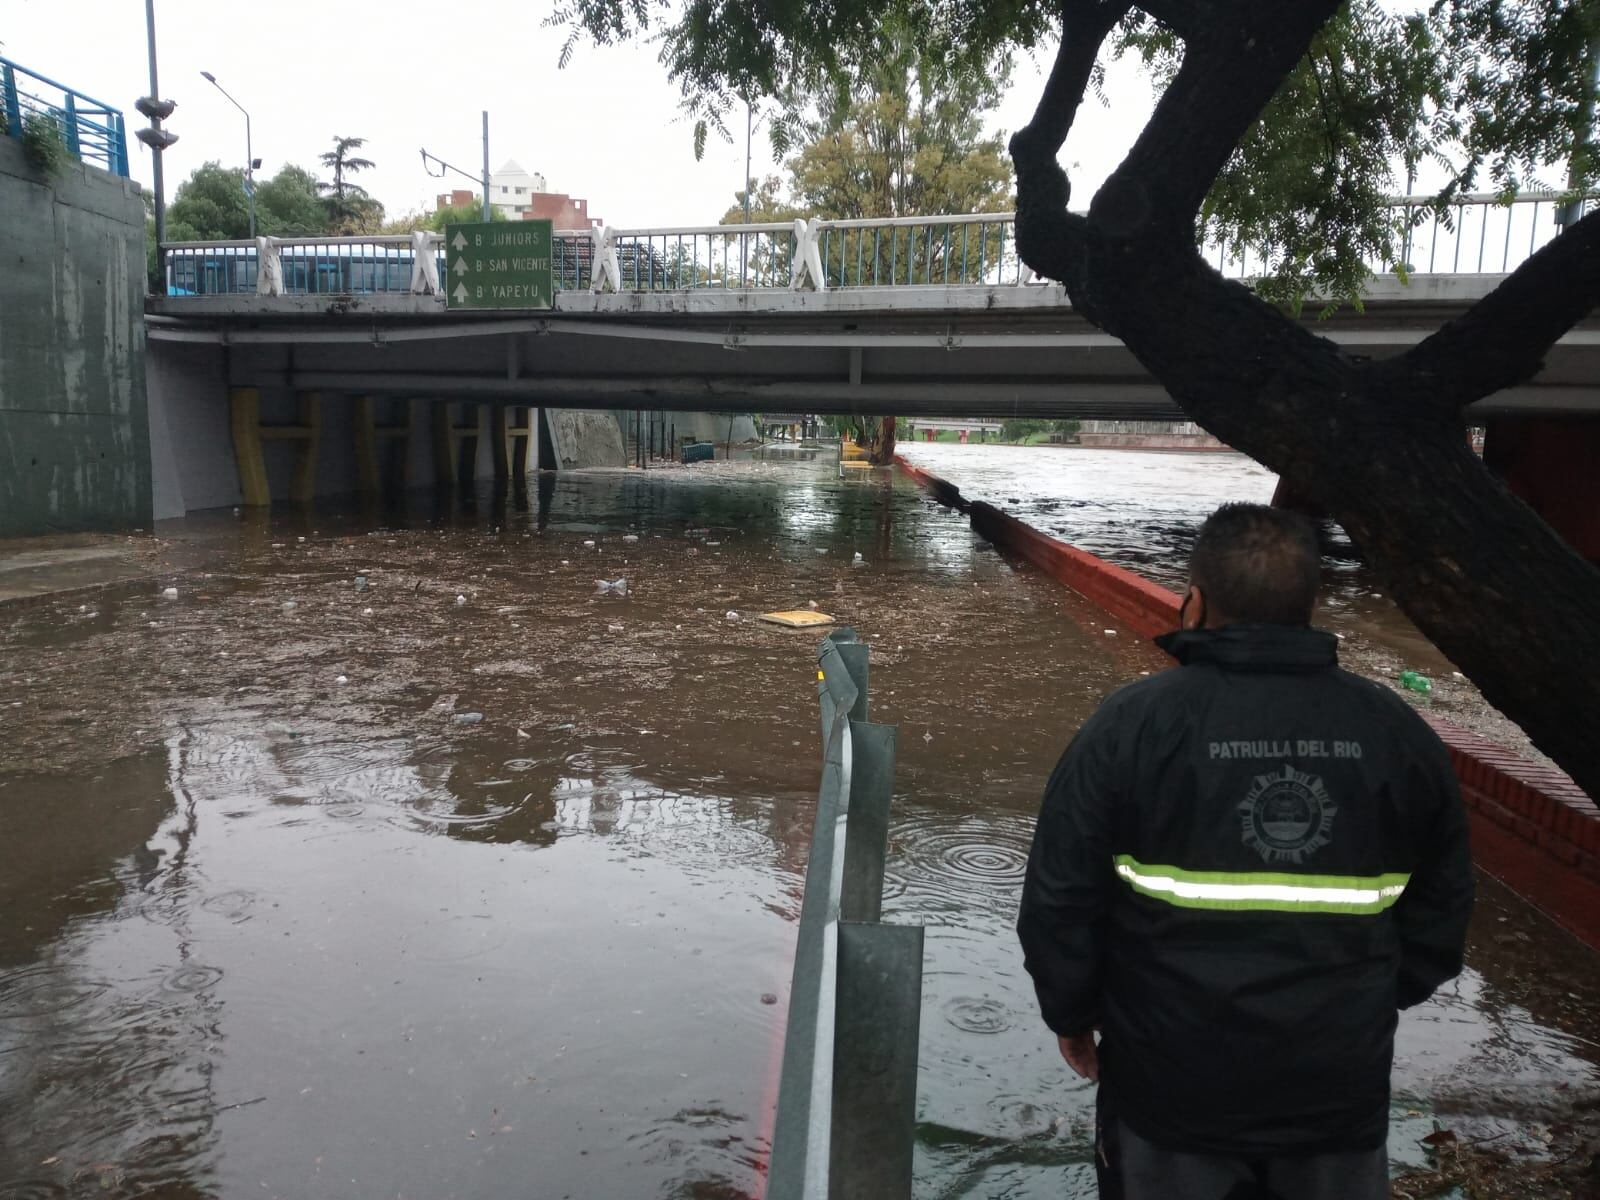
[759,610,836,628]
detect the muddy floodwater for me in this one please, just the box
[896,442,1546,756]
[2,454,1597,1198]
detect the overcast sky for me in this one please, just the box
[5,0,1158,227]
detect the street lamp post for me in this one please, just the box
[134,0,178,295]
[421,111,492,222]
[201,70,256,238]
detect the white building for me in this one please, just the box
[488,160,548,217]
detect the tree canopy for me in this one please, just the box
[712,45,1013,458]
[557,0,1600,305]
[165,139,388,243]
[167,161,336,241]
[718,39,1012,223]
[319,135,383,233]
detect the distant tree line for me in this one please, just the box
[149,135,510,287]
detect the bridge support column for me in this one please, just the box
[432,403,455,486]
[432,402,485,487]
[504,405,533,477]
[1484,416,1600,561]
[283,393,322,505]
[230,388,320,506]
[354,396,410,496]
[490,404,532,482]
[490,405,510,484]
[230,387,271,508]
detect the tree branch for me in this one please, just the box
[1009,0,1131,169]
[1007,2,1129,299]
[1094,0,1342,234]
[1376,206,1600,409]
[1133,0,1214,39]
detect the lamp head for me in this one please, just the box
[200,70,217,83]
[135,95,177,120]
[136,127,180,151]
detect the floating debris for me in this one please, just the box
[758,610,835,629]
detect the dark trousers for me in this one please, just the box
[1095,1092,1388,1200]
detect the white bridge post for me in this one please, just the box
[255,237,283,296]
[591,224,622,294]
[410,231,441,295]
[791,218,827,292]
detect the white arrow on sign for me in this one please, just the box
[453,282,469,304]
[453,258,468,276]
[451,231,468,251]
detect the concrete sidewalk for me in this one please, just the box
[0,534,160,604]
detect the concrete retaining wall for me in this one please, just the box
[0,137,151,535]
[897,456,1600,948]
[1074,433,1228,451]
[145,340,236,515]
[547,410,626,469]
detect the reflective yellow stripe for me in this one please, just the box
[1114,855,1409,915]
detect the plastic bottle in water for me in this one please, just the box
[1398,669,1432,695]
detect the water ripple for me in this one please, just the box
[0,967,109,1019]
[884,811,1033,919]
[943,995,1014,1035]
[161,964,224,993]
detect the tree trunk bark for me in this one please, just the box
[866,414,898,465]
[1066,235,1600,798]
[1003,2,1600,798]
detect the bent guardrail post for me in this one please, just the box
[831,920,923,1197]
[770,628,922,1200]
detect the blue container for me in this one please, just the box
[681,442,715,464]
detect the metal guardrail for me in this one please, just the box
[156,192,1600,299]
[768,629,923,1200]
[1205,190,1599,279]
[1,57,129,178]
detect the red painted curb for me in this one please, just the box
[897,457,1600,948]
[968,502,1181,640]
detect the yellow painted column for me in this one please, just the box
[506,405,532,477]
[432,403,456,486]
[289,392,322,505]
[490,404,510,482]
[354,395,380,496]
[230,387,271,507]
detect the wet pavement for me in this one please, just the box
[1,455,1597,1198]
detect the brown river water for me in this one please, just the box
[1,450,1596,1198]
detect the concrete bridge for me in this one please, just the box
[148,199,1600,424]
[138,198,1600,550]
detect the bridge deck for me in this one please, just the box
[145,274,1600,420]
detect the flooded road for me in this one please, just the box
[2,455,1597,1198]
[895,442,1546,755]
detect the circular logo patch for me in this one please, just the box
[1238,765,1337,864]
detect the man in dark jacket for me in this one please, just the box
[1018,502,1473,1200]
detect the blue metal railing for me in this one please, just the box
[156,192,1600,300]
[1,57,129,177]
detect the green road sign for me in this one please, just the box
[444,220,554,309]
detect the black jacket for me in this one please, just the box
[1017,624,1473,1156]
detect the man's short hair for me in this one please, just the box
[1189,503,1320,625]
